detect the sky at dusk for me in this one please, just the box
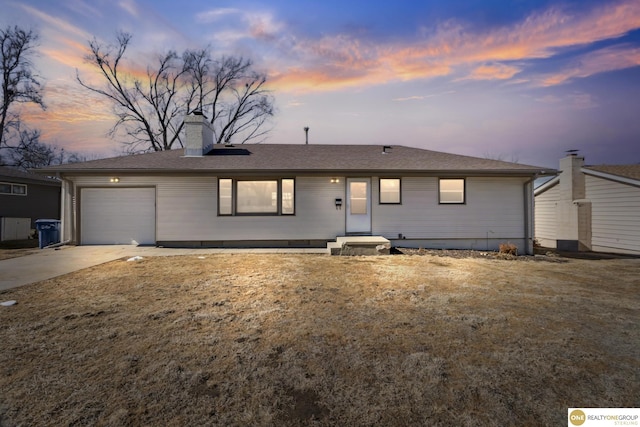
[1,0,640,169]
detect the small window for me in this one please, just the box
[439,179,465,204]
[218,179,232,215]
[0,182,27,196]
[350,181,368,214]
[12,184,27,195]
[380,178,401,204]
[282,179,295,215]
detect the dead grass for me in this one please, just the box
[0,239,39,260]
[0,254,638,426]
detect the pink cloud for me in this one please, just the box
[267,0,640,92]
[464,63,522,81]
[540,44,640,86]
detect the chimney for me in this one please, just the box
[304,127,309,144]
[559,152,585,200]
[184,112,213,156]
[556,152,591,252]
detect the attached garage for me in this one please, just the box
[80,187,156,245]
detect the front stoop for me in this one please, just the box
[327,236,391,255]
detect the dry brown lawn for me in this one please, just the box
[0,248,39,261]
[0,240,39,261]
[0,253,638,426]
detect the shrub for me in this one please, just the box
[499,242,518,256]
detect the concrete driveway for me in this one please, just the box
[0,245,327,291]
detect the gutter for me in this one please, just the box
[31,168,555,177]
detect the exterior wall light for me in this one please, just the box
[110,177,120,183]
[330,178,340,183]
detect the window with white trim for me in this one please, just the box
[379,178,401,204]
[439,178,465,204]
[0,182,27,196]
[218,178,295,215]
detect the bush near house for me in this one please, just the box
[499,242,518,255]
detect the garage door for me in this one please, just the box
[80,188,156,245]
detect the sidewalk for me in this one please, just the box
[0,245,326,291]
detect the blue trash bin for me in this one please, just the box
[35,219,61,249]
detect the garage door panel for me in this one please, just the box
[81,188,156,245]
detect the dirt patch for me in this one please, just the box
[0,254,638,426]
[393,247,567,261]
[0,239,40,260]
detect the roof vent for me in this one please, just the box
[304,126,309,144]
[382,145,392,154]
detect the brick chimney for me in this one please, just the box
[184,112,213,156]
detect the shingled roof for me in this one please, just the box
[36,144,549,175]
[585,164,640,181]
[0,166,61,186]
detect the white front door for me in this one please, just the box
[346,178,371,234]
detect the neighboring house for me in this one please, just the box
[37,114,550,254]
[0,166,61,241]
[535,154,640,255]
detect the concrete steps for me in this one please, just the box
[327,236,391,255]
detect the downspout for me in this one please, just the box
[51,172,72,248]
[523,174,538,255]
[60,174,76,245]
[69,177,77,245]
[57,172,65,242]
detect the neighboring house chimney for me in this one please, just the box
[184,112,213,156]
[556,153,591,251]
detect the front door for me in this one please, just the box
[346,178,371,234]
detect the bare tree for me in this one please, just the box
[0,26,45,155]
[77,32,274,153]
[185,53,274,145]
[0,26,67,170]
[0,119,86,170]
[483,151,520,163]
[0,26,93,170]
[4,126,53,169]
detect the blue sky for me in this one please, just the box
[2,0,639,168]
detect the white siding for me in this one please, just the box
[70,175,345,242]
[372,177,526,246]
[586,175,640,255]
[207,176,345,241]
[157,177,217,241]
[534,183,559,248]
[69,174,531,249]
